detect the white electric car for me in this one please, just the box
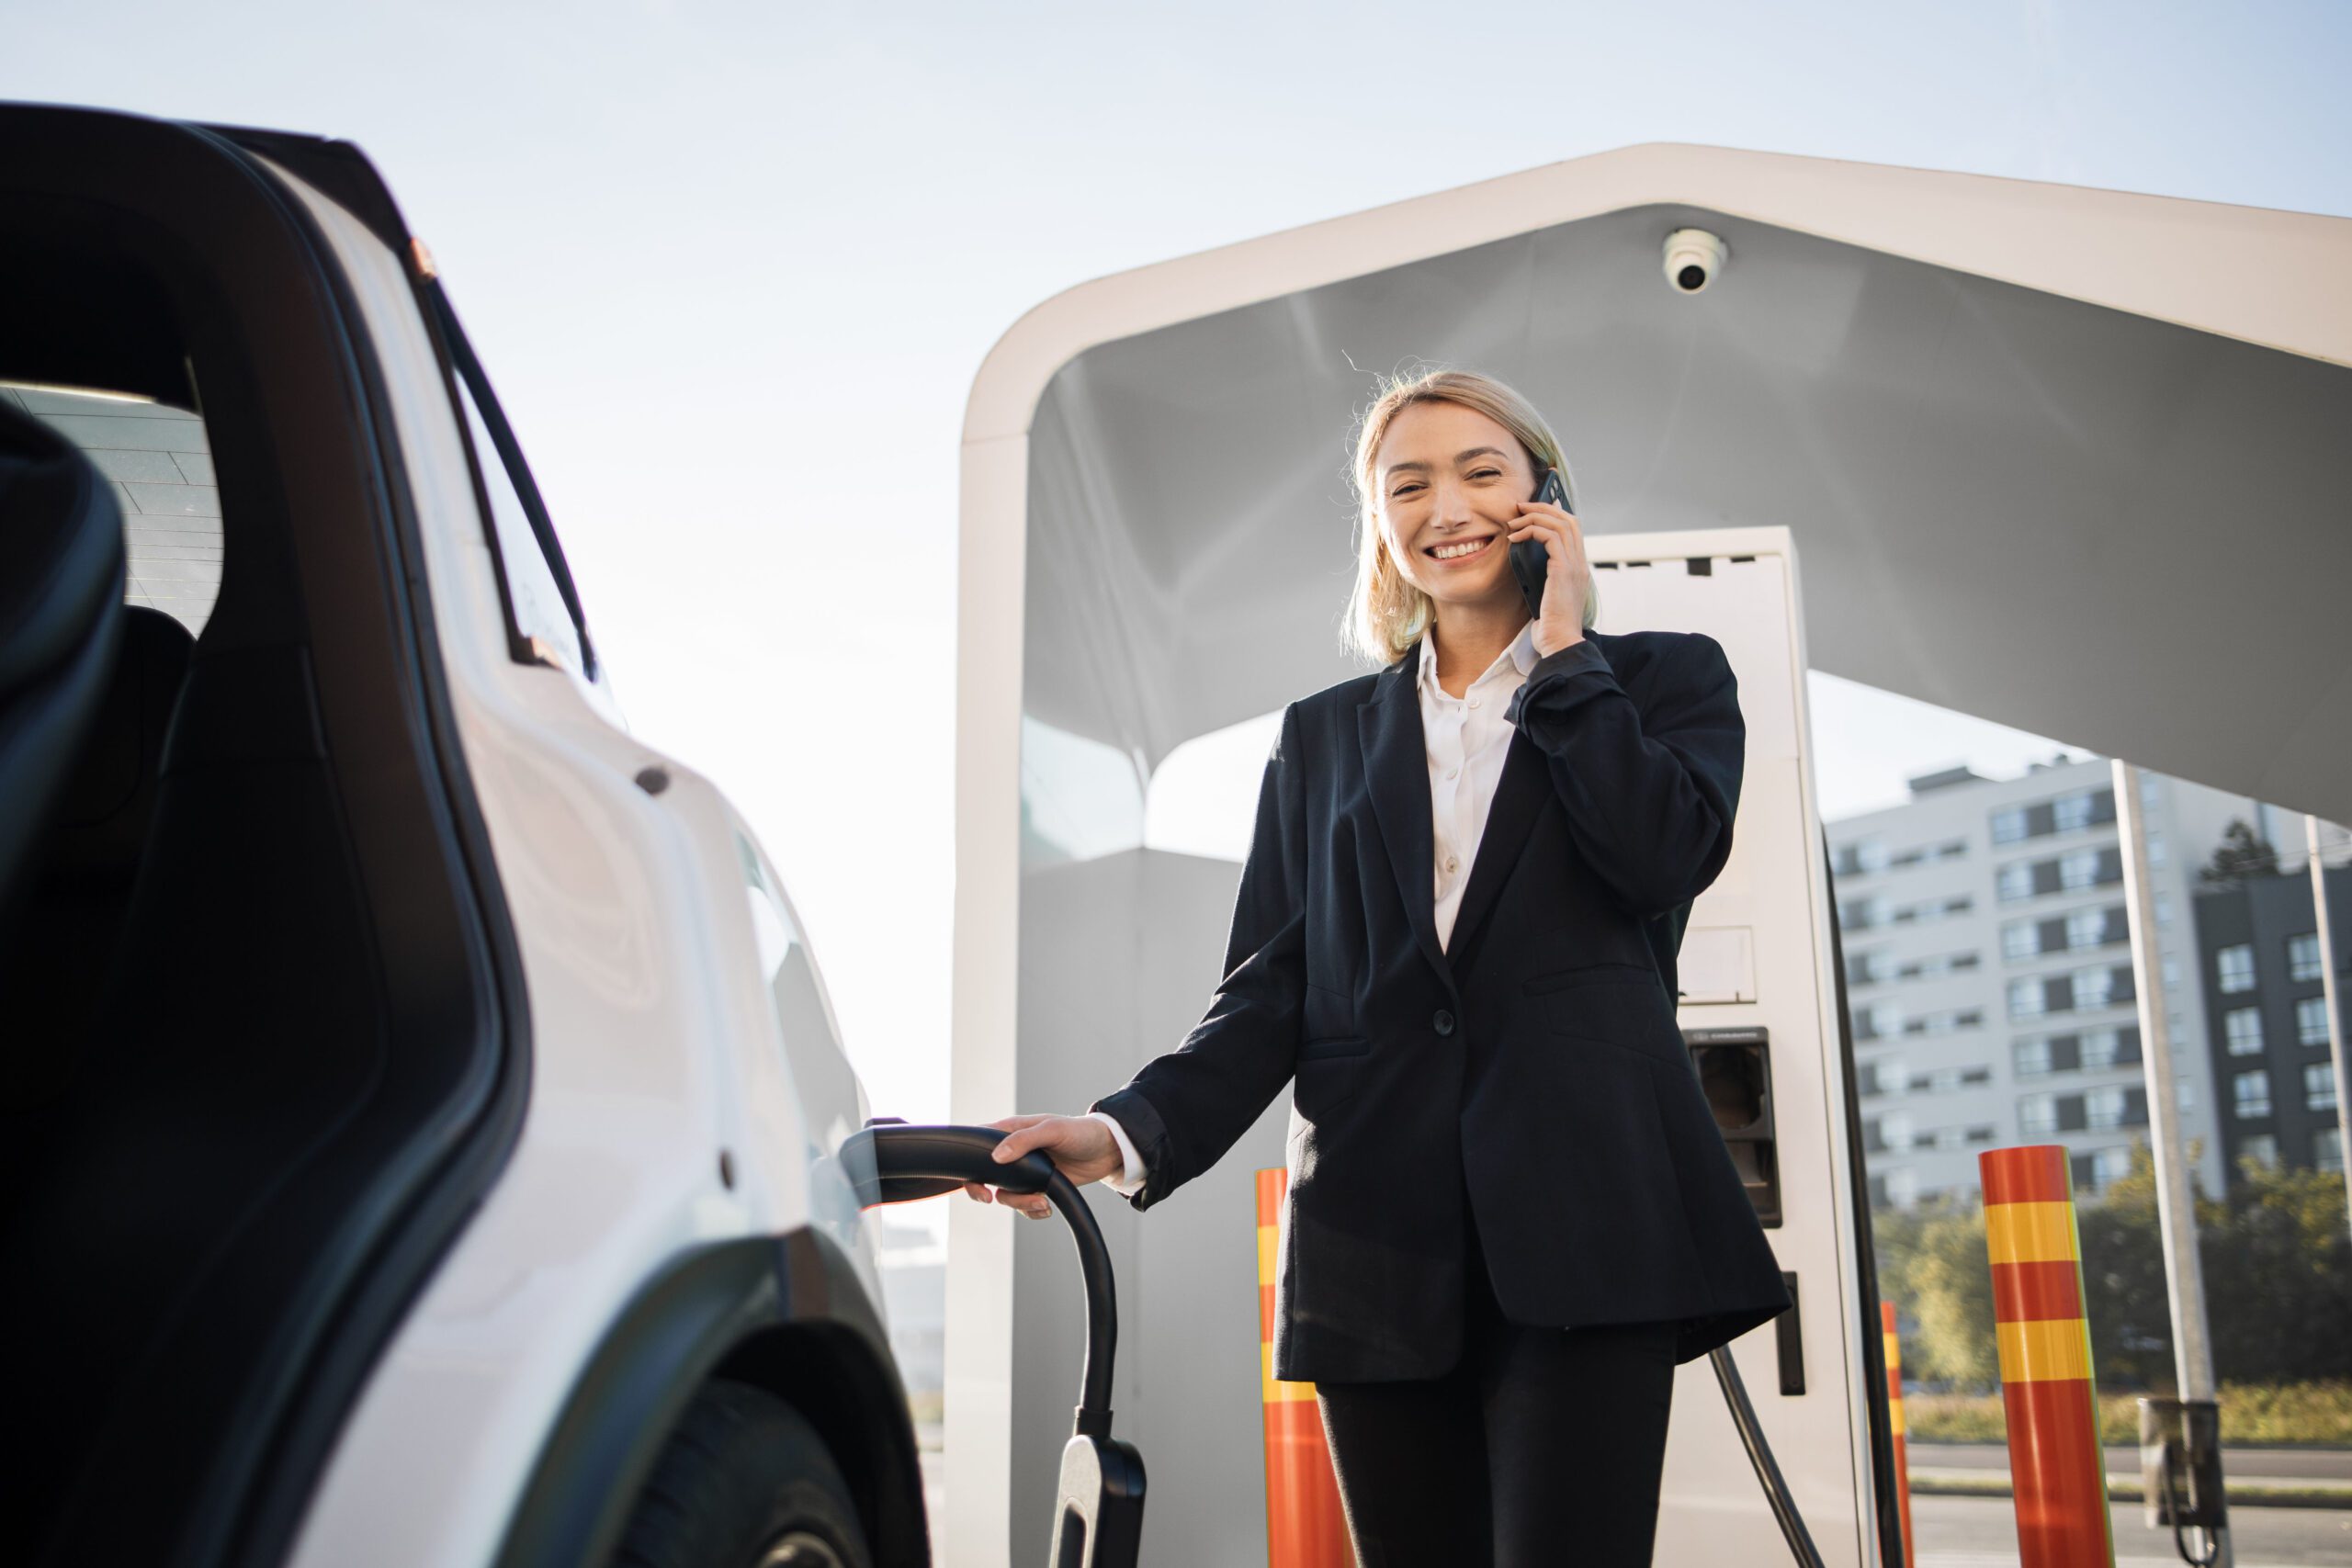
[0,104,931,1568]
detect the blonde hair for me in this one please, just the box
[1342,367,1599,664]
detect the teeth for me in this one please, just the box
[1433,538,1489,559]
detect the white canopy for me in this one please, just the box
[966,141,2352,818]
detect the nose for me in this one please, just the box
[1430,474,1476,528]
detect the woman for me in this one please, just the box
[964,369,1791,1565]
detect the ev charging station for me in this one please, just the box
[946,142,2352,1567]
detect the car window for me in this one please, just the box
[3,380,222,636]
[450,372,588,678]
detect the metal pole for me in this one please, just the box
[2114,762,2217,1395]
[2115,759,2231,1565]
[2306,816,2352,1248]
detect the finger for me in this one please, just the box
[994,1116,1068,1165]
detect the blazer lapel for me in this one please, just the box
[1448,729,1547,960]
[1357,642,1451,987]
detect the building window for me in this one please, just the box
[2319,1127,2344,1174]
[2298,997,2332,1047]
[2239,1134,2278,1170]
[2060,850,2104,890]
[2289,932,2323,983]
[1998,863,2036,902]
[2054,791,2095,833]
[2075,965,2118,1010]
[1839,896,1881,931]
[2176,1074,2195,1111]
[2308,1063,2339,1113]
[1992,807,2029,844]
[2155,891,2173,929]
[2224,1008,2265,1055]
[2067,908,2109,951]
[2019,1093,2058,1135]
[2009,978,2046,1020]
[2086,1086,2127,1130]
[2091,1145,2134,1191]
[2081,1028,2122,1069]
[2016,1038,2053,1077]
[2233,1070,2272,1120]
[2147,831,2166,865]
[2216,943,2256,994]
[2004,920,2041,961]
[1884,1167,1918,1207]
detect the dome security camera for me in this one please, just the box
[1663,228,1728,294]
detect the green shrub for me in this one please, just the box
[1902,1381,2352,1446]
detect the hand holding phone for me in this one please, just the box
[1510,468,1571,621]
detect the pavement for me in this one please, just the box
[1910,1444,2352,1485]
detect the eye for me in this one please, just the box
[1390,481,1424,498]
[1468,467,1502,479]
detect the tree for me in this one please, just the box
[2199,818,2280,889]
[2075,1138,2219,1387]
[1897,1192,1998,1387]
[2203,1154,2352,1383]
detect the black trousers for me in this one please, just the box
[1312,1193,1679,1566]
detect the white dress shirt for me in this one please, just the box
[1419,620,1542,953]
[1089,622,1544,1198]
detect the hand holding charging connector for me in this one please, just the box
[966,1113,1125,1218]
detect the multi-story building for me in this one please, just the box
[2191,862,2351,1185]
[1828,757,2256,1210]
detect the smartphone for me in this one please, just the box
[1510,468,1571,620]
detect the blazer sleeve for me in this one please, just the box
[1089,700,1308,1212]
[1502,631,1744,919]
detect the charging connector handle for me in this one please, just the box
[844,1122,1120,1438]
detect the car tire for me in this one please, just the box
[613,1378,874,1568]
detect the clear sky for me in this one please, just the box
[12,1,2346,1139]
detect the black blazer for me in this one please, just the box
[1091,625,1792,1382]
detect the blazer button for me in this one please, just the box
[1433,1009,1456,1037]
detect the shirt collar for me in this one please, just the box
[1417,619,1542,697]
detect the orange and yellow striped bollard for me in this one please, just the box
[1257,1168,1355,1568]
[1883,1299,1916,1568]
[1980,1145,2115,1567]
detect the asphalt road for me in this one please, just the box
[1915,1492,2352,1567]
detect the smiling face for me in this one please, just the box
[1373,399,1539,615]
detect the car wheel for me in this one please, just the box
[613,1378,873,1568]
